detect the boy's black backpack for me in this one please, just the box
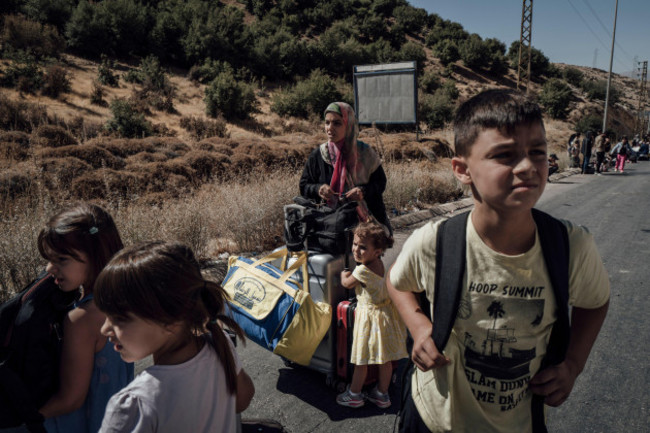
[399,209,569,433]
[0,271,77,432]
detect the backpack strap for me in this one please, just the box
[398,211,469,417]
[404,210,569,433]
[530,208,570,433]
[431,211,470,351]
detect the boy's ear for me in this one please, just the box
[452,156,472,185]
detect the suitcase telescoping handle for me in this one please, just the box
[343,229,356,302]
[343,228,352,271]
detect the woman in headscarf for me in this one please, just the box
[299,102,392,235]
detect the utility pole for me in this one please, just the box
[516,0,533,94]
[636,61,648,135]
[603,0,619,134]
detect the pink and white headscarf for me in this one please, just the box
[322,102,380,217]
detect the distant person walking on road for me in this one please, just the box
[593,132,607,173]
[581,131,594,174]
[95,242,255,433]
[568,132,581,168]
[387,89,610,433]
[611,136,630,173]
[548,153,559,180]
[336,222,408,409]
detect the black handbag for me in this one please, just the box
[284,197,359,255]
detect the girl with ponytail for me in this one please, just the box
[94,241,255,433]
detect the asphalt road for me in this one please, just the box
[237,161,650,433]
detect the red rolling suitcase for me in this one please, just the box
[336,299,385,386]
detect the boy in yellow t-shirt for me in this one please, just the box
[387,89,610,433]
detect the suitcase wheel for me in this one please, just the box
[282,357,296,368]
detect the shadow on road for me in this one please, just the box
[275,365,404,421]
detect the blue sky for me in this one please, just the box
[408,0,649,76]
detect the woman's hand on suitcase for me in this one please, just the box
[411,323,450,371]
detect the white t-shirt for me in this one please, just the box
[99,336,242,433]
[390,214,610,433]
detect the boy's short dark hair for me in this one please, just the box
[454,88,544,157]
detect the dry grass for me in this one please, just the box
[383,160,463,212]
[0,154,465,299]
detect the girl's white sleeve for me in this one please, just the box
[99,392,155,433]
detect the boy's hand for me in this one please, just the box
[530,302,609,406]
[411,323,450,371]
[528,359,580,406]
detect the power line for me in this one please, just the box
[579,0,635,65]
[565,0,629,71]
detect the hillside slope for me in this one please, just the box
[1,53,641,150]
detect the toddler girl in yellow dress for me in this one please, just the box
[336,222,408,409]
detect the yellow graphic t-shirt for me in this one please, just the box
[389,213,610,433]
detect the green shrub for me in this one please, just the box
[100,0,150,58]
[432,39,460,66]
[204,71,258,120]
[370,0,401,18]
[41,64,70,98]
[181,5,248,68]
[393,5,428,35]
[270,69,342,119]
[420,70,441,93]
[65,0,114,57]
[425,20,468,47]
[97,54,118,87]
[125,56,176,113]
[440,80,459,101]
[90,80,105,105]
[1,14,65,59]
[137,55,169,92]
[483,38,509,76]
[507,41,551,78]
[0,56,43,93]
[105,99,152,138]
[459,35,487,69]
[248,28,311,80]
[539,78,573,119]
[149,8,186,64]
[364,38,396,64]
[398,41,427,73]
[419,88,455,130]
[575,116,604,135]
[358,13,386,42]
[314,25,368,77]
[188,59,234,84]
[581,79,620,103]
[21,0,75,31]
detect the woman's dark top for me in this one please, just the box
[299,146,392,234]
